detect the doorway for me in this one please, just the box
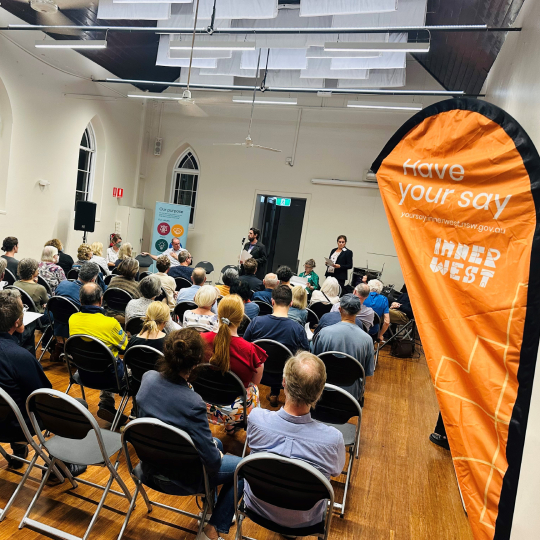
[253,195,307,274]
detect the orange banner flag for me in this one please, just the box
[372,99,540,540]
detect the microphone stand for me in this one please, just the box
[238,237,246,272]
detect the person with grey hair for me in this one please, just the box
[252,272,279,304]
[109,258,141,299]
[14,259,49,313]
[245,352,345,530]
[168,251,194,280]
[0,258,8,289]
[312,294,375,400]
[125,275,180,334]
[38,245,66,294]
[363,279,390,341]
[216,267,239,297]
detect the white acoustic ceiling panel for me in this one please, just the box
[170,49,233,59]
[198,0,278,19]
[156,35,218,67]
[157,3,231,29]
[265,70,324,88]
[98,0,171,19]
[306,46,381,58]
[179,68,235,86]
[300,0,397,17]
[337,68,406,87]
[331,52,406,70]
[301,59,369,79]
[332,0,427,27]
[199,53,258,77]
[113,0,189,4]
[241,49,308,70]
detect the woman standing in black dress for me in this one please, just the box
[325,235,353,289]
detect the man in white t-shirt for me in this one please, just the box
[142,237,187,267]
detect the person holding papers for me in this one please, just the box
[325,235,353,288]
[241,228,267,280]
[298,258,319,297]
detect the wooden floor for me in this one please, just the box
[0,344,473,540]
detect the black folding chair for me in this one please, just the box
[154,287,167,303]
[306,307,319,330]
[191,364,249,456]
[22,389,132,540]
[111,267,120,275]
[371,312,382,368]
[3,268,16,286]
[104,274,114,286]
[195,261,214,283]
[253,300,272,316]
[64,335,128,430]
[253,339,293,394]
[67,268,80,280]
[118,418,215,540]
[103,287,133,313]
[0,388,66,521]
[138,271,152,281]
[311,384,362,518]
[123,345,164,399]
[218,264,237,284]
[238,314,251,337]
[173,301,197,324]
[41,295,80,361]
[37,275,52,295]
[234,453,335,540]
[125,317,144,336]
[310,301,333,320]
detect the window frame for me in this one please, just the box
[75,122,96,208]
[169,149,200,228]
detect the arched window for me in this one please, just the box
[75,123,96,207]
[170,150,199,225]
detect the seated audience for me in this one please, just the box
[45,239,73,277]
[125,275,178,334]
[0,290,86,477]
[72,244,93,270]
[244,285,309,407]
[169,251,194,280]
[316,283,375,335]
[114,243,133,268]
[252,273,278,304]
[215,267,239,297]
[109,258,141,299]
[14,258,49,313]
[69,283,128,424]
[230,280,259,320]
[312,294,374,400]
[0,258,7,289]
[38,245,66,293]
[176,267,208,304]
[107,234,122,268]
[246,352,345,529]
[276,265,294,288]
[389,286,413,325]
[155,254,177,308]
[136,329,243,540]
[288,285,308,326]
[183,285,219,331]
[126,301,169,353]
[310,276,340,305]
[363,279,390,341]
[1,236,19,278]
[90,242,110,275]
[202,295,267,433]
[298,258,320,296]
[239,258,263,292]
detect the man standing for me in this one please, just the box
[363,279,390,341]
[242,228,267,280]
[312,294,374,401]
[252,273,279,304]
[169,251,194,280]
[69,283,128,425]
[155,255,177,309]
[245,352,345,529]
[239,258,263,292]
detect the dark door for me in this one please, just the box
[254,196,306,274]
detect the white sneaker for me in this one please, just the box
[195,531,225,540]
[198,511,236,524]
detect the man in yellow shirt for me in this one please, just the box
[69,283,128,425]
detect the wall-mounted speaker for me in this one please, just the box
[154,137,163,156]
[74,201,97,232]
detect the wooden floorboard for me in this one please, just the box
[0,344,473,540]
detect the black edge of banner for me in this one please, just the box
[370,97,540,539]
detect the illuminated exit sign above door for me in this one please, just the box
[276,198,291,207]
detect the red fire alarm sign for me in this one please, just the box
[113,188,124,198]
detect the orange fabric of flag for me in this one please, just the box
[372,99,540,540]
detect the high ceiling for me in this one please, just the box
[0,0,525,94]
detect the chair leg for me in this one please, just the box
[117,484,139,540]
[235,513,244,540]
[65,382,73,395]
[80,385,86,401]
[137,482,152,513]
[37,333,54,362]
[242,434,249,458]
[82,467,117,540]
[339,447,355,518]
[111,394,129,432]
[197,495,212,537]
[108,460,132,502]
[0,445,9,461]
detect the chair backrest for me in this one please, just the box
[192,364,247,411]
[184,324,212,333]
[5,285,39,313]
[311,383,362,426]
[138,271,152,281]
[111,267,120,275]
[37,275,52,295]
[236,452,334,512]
[195,261,214,274]
[104,274,114,286]
[3,268,16,286]
[253,300,273,316]
[122,418,209,490]
[126,317,144,336]
[0,387,35,445]
[310,302,333,319]
[123,345,163,389]
[317,351,365,388]
[46,296,80,325]
[67,268,80,281]
[103,287,133,312]
[174,301,197,322]
[238,314,251,337]
[253,339,293,375]
[155,287,167,303]
[306,307,319,328]
[220,264,237,275]
[372,311,381,328]
[175,277,192,291]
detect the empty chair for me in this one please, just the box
[22,389,132,540]
[253,300,273,316]
[310,384,362,518]
[117,418,215,540]
[234,452,335,540]
[306,307,319,330]
[3,268,16,286]
[174,276,192,291]
[309,301,333,320]
[173,300,197,323]
[126,317,144,336]
[123,345,163,398]
[67,268,80,280]
[36,275,52,295]
[195,261,214,277]
[103,287,133,313]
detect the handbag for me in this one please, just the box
[390,338,415,358]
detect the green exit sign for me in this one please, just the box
[276,198,291,207]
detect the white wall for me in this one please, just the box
[483,3,540,538]
[0,9,144,260]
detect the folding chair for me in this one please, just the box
[37,275,52,295]
[138,271,152,281]
[104,274,114,286]
[234,452,335,540]
[371,312,382,369]
[175,277,192,292]
[253,300,272,316]
[195,261,214,283]
[0,388,66,521]
[253,340,293,396]
[21,389,132,539]
[40,296,80,362]
[67,268,80,280]
[306,307,319,330]
[125,317,144,336]
[317,351,366,410]
[238,314,251,337]
[118,418,215,540]
[218,264,237,285]
[64,335,128,430]
[123,345,164,405]
[309,301,332,320]
[174,301,197,324]
[191,364,249,456]
[3,268,16,286]
[103,287,133,313]
[155,287,167,303]
[311,384,362,518]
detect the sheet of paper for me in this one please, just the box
[305,322,314,341]
[23,312,43,325]
[324,257,336,267]
[239,250,253,263]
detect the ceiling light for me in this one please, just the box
[169,41,256,51]
[128,93,187,100]
[347,101,423,111]
[35,39,107,49]
[325,42,430,53]
[233,96,297,105]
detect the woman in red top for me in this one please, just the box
[202,294,267,434]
